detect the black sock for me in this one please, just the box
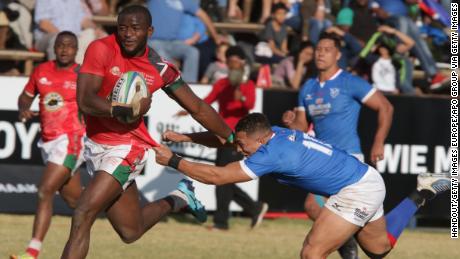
[163,196,176,210]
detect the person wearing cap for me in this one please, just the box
[323,7,363,69]
[176,46,269,230]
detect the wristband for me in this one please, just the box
[226,132,235,144]
[111,105,133,118]
[167,153,183,169]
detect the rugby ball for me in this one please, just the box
[111,71,149,123]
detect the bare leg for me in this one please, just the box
[243,0,253,23]
[32,162,75,241]
[59,171,83,209]
[300,208,359,259]
[61,171,123,259]
[304,193,324,221]
[355,217,392,256]
[105,182,173,243]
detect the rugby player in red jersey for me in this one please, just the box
[61,5,233,259]
[11,31,85,259]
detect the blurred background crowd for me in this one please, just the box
[0,0,452,94]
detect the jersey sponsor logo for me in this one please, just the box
[43,92,64,111]
[308,103,331,116]
[354,207,369,220]
[63,81,76,90]
[110,66,122,76]
[39,77,52,86]
[315,98,323,104]
[305,94,313,100]
[330,88,340,98]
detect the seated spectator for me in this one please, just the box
[349,0,378,45]
[273,0,302,32]
[34,0,102,63]
[371,0,449,90]
[201,43,230,84]
[7,1,33,50]
[85,0,110,16]
[371,44,398,94]
[272,41,316,89]
[148,0,222,83]
[306,0,333,44]
[255,3,289,65]
[227,0,272,23]
[420,14,450,63]
[362,25,416,94]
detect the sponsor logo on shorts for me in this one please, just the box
[354,207,369,220]
[331,202,342,212]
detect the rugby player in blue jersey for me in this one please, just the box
[153,113,449,259]
[282,32,394,258]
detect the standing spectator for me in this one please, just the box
[34,0,101,63]
[272,41,316,89]
[371,0,449,90]
[148,0,222,83]
[200,43,230,84]
[255,3,289,64]
[176,46,268,231]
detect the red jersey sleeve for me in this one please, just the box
[79,40,110,76]
[160,61,186,95]
[241,80,256,110]
[203,79,224,105]
[23,66,39,97]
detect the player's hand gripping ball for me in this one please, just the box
[111,71,149,123]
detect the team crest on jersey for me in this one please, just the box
[330,88,340,98]
[110,66,122,76]
[43,92,64,111]
[39,77,52,86]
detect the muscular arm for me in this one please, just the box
[163,130,232,148]
[77,73,112,117]
[154,144,251,185]
[169,85,233,140]
[363,91,394,163]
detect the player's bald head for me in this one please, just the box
[118,5,152,27]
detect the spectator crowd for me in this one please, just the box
[0,0,452,94]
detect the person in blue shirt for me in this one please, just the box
[283,32,394,259]
[153,112,450,259]
[147,0,221,83]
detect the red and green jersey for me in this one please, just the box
[24,61,85,142]
[79,34,184,147]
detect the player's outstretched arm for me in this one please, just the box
[169,84,234,142]
[163,130,231,148]
[153,144,251,185]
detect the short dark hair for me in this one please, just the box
[118,5,152,26]
[235,113,271,135]
[225,46,246,60]
[271,3,288,13]
[318,32,342,49]
[56,31,78,47]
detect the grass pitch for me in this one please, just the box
[0,214,458,259]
